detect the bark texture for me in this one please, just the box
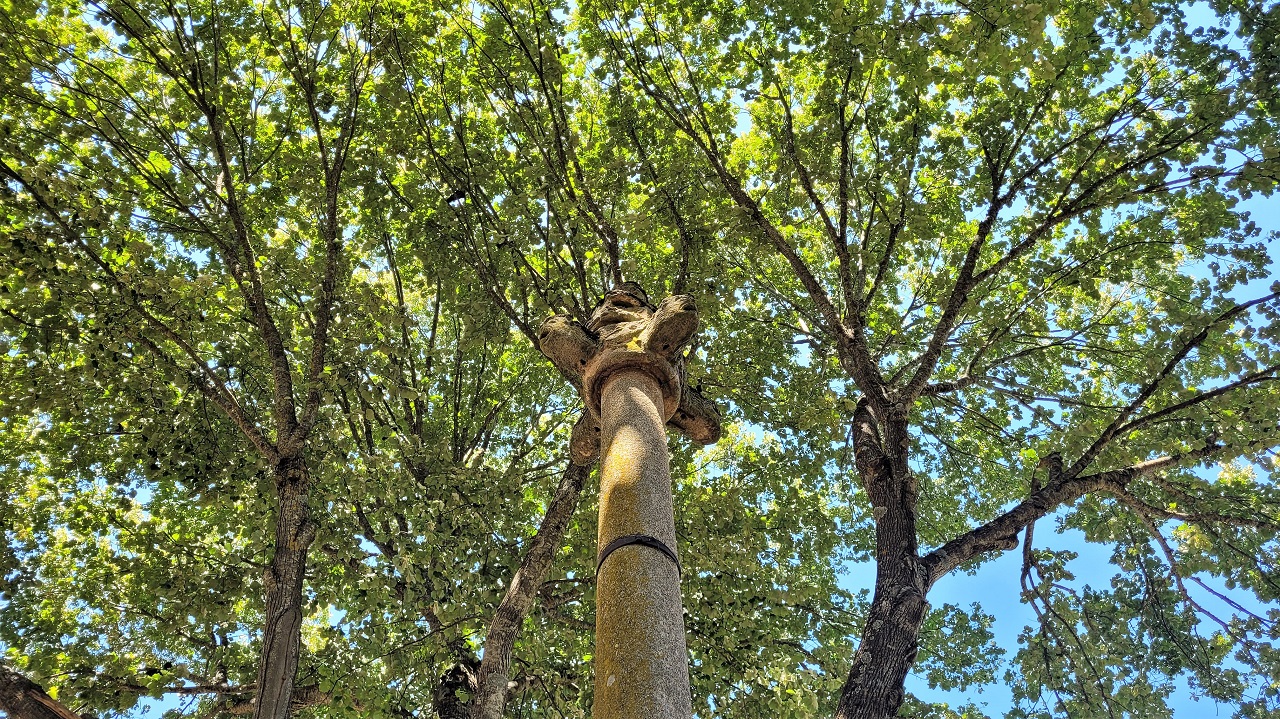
[835,403,929,719]
[0,665,82,719]
[435,663,479,719]
[470,462,591,719]
[253,455,316,719]
[223,685,333,716]
[832,408,1208,717]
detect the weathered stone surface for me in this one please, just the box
[537,284,720,461]
[583,347,681,420]
[641,294,699,360]
[535,284,716,719]
[537,315,597,387]
[593,372,692,719]
[570,410,602,466]
[668,383,721,445]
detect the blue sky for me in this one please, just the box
[77,1,1280,715]
[894,189,1280,715]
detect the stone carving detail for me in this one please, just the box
[537,282,722,465]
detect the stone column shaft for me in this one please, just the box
[536,284,717,719]
[593,372,692,719]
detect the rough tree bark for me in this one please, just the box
[253,455,316,719]
[470,462,591,719]
[833,403,935,719]
[833,405,1236,718]
[435,662,480,719]
[0,664,82,719]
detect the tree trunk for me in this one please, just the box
[253,454,316,719]
[0,664,82,719]
[836,405,927,719]
[471,462,590,719]
[592,372,691,719]
[435,663,478,719]
[834,563,929,718]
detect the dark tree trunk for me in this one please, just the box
[0,664,82,719]
[836,404,929,719]
[834,563,929,718]
[435,662,478,719]
[253,455,316,719]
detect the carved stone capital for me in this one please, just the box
[583,347,682,421]
[537,283,722,464]
[570,411,602,466]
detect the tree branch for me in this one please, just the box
[0,158,277,461]
[923,445,1227,587]
[471,461,590,719]
[1067,292,1279,478]
[102,2,301,442]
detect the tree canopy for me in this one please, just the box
[1,0,1279,717]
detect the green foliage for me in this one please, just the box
[1,0,1279,716]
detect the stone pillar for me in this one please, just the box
[593,371,690,718]
[536,283,721,719]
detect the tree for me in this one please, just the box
[0,0,382,716]
[2,0,1279,716]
